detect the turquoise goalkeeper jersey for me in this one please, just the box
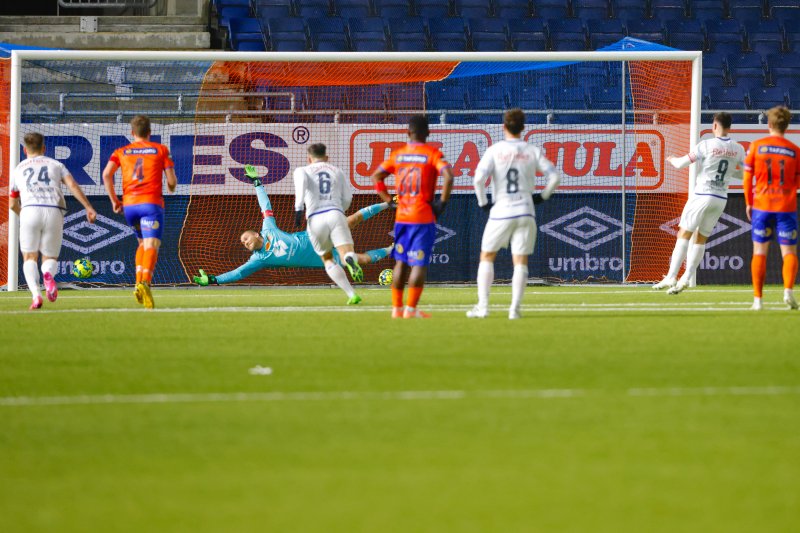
[215,185,327,285]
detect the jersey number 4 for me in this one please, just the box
[23,166,51,187]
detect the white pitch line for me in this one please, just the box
[1,386,799,408]
[0,305,786,315]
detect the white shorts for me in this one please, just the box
[679,195,727,236]
[19,206,64,257]
[481,216,537,255]
[307,210,353,255]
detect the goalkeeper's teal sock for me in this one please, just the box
[366,246,391,263]
[358,203,387,222]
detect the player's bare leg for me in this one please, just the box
[751,240,769,310]
[323,249,361,305]
[780,243,798,309]
[403,265,430,319]
[468,250,496,318]
[391,261,409,318]
[41,254,59,303]
[22,251,43,310]
[668,232,709,295]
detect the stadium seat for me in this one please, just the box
[612,0,647,20]
[707,86,749,109]
[750,87,787,110]
[665,19,706,50]
[416,0,452,18]
[494,0,531,19]
[455,0,492,19]
[706,19,745,53]
[335,0,371,18]
[626,19,666,44]
[387,17,428,51]
[727,52,768,88]
[373,0,412,17]
[772,6,800,24]
[572,0,611,21]
[533,0,569,20]
[509,17,547,51]
[425,84,467,110]
[767,52,800,86]
[468,85,508,123]
[788,87,800,108]
[307,17,350,50]
[254,1,294,17]
[651,0,688,20]
[702,52,730,84]
[429,17,467,41]
[587,19,624,49]
[692,6,727,22]
[228,17,264,50]
[219,6,251,28]
[514,38,547,51]
[349,18,387,50]
[750,41,783,58]
[729,6,765,23]
[468,18,510,51]
[217,0,250,7]
[266,18,309,50]
[743,19,783,53]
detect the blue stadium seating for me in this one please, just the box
[219,6,251,27]
[587,19,625,48]
[652,0,688,21]
[416,0,452,18]
[706,19,745,53]
[691,0,726,22]
[254,0,294,16]
[387,17,428,51]
[744,19,783,53]
[228,17,265,50]
[335,0,371,18]
[468,18,509,51]
[533,0,569,20]
[508,17,547,51]
[626,19,666,44]
[707,86,749,109]
[572,0,611,21]
[373,0,412,18]
[767,52,800,87]
[788,87,800,108]
[456,0,492,19]
[612,0,647,20]
[727,52,767,88]
[265,17,309,50]
[349,17,387,50]
[495,0,531,19]
[750,87,788,110]
[307,17,350,51]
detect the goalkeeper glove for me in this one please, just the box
[244,164,262,188]
[193,269,217,286]
[294,209,304,228]
[387,194,398,209]
[431,198,447,218]
[532,193,545,205]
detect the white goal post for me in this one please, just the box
[6,49,702,290]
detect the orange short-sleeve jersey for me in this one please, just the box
[379,142,450,224]
[110,140,174,207]
[744,135,800,213]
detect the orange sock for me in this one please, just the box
[391,287,404,308]
[407,286,423,309]
[752,254,767,298]
[135,244,145,284]
[142,248,158,284]
[782,253,798,289]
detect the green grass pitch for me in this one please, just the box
[1,285,798,532]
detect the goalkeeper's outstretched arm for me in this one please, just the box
[194,257,265,286]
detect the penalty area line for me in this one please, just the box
[2,386,799,407]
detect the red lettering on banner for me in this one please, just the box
[355,141,406,177]
[626,142,659,178]
[451,141,481,177]
[542,140,657,177]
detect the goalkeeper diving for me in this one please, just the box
[192,151,393,301]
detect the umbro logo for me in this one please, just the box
[62,210,135,254]
[659,213,751,249]
[540,207,632,251]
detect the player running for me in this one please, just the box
[102,115,177,309]
[191,164,393,292]
[371,115,454,319]
[467,109,560,320]
[652,112,746,295]
[742,106,800,311]
[294,143,363,304]
[10,132,97,310]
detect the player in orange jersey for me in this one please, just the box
[371,115,454,318]
[102,115,177,309]
[743,106,800,310]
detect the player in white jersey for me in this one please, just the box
[467,109,561,319]
[653,112,746,294]
[9,132,96,310]
[293,143,362,304]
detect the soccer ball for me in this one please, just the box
[378,268,393,286]
[72,258,94,279]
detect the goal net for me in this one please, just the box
[3,47,700,288]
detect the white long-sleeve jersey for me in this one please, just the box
[293,161,352,217]
[11,155,70,210]
[473,139,560,219]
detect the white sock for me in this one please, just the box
[477,260,494,309]
[511,265,528,311]
[680,243,705,284]
[23,260,41,299]
[666,239,690,280]
[325,262,355,298]
[41,259,58,278]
